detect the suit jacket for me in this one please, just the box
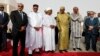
[10,10,28,35]
[0,12,9,31]
[84,17,99,35]
[98,17,100,37]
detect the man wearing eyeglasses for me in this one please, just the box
[0,5,9,52]
[84,11,99,52]
[10,3,28,56]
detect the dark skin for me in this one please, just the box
[33,6,38,13]
[98,13,100,17]
[73,7,79,22]
[32,6,41,31]
[0,5,4,28]
[73,7,78,14]
[60,8,65,14]
[47,10,56,29]
[0,5,4,11]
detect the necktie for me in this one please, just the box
[19,12,23,20]
[0,13,3,23]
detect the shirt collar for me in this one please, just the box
[0,11,4,17]
[0,11,3,14]
[18,10,23,13]
[90,17,94,20]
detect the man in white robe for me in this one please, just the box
[26,4,43,56]
[71,7,83,51]
[43,8,56,52]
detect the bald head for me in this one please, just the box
[0,5,4,11]
[17,3,24,11]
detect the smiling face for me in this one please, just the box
[33,4,39,13]
[33,6,38,12]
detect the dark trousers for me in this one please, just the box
[85,33,97,50]
[69,28,71,40]
[0,29,7,51]
[13,31,25,56]
[55,27,58,44]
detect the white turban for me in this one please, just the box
[45,7,52,11]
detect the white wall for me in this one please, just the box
[17,0,100,17]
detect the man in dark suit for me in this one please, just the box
[0,5,9,51]
[10,3,28,56]
[84,11,99,52]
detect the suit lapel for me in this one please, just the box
[89,18,97,26]
[17,11,23,21]
[22,12,24,20]
[3,12,6,19]
[1,12,5,22]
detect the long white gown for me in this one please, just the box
[26,12,43,50]
[43,15,56,51]
[70,13,83,48]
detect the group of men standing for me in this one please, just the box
[0,3,100,56]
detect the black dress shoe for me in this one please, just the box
[59,50,63,53]
[93,49,97,52]
[73,48,76,51]
[20,54,24,56]
[50,51,55,53]
[20,51,25,56]
[86,49,89,51]
[45,51,50,53]
[63,50,68,52]
[35,51,41,54]
[77,48,82,51]
[28,54,33,56]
